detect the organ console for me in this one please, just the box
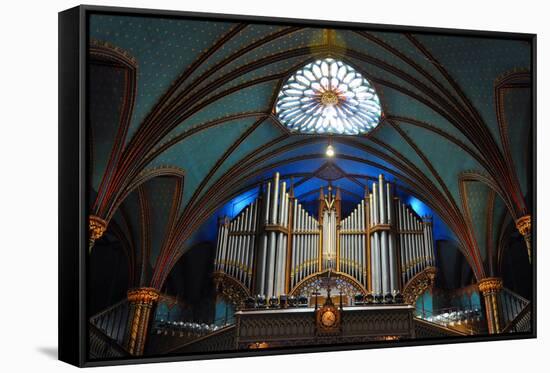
[213,172,436,306]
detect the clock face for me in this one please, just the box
[321,310,336,327]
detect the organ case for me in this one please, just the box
[213,172,436,304]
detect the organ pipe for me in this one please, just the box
[271,173,279,224]
[371,182,381,296]
[387,184,398,294]
[379,175,390,297]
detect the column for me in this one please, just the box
[125,287,159,356]
[478,277,503,334]
[516,215,532,263]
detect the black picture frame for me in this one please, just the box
[59,4,537,367]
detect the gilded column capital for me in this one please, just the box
[477,277,503,294]
[127,287,160,305]
[515,215,532,263]
[89,215,107,248]
[478,277,503,334]
[125,287,159,356]
[515,215,531,236]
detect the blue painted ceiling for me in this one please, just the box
[89,14,532,279]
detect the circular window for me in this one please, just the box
[275,58,382,135]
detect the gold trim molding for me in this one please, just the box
[369,224,391,234]
[89,215,107,248]
[477,277,503,294]
[515,215,531,236]
[125,287,159,356]
[289,269,368,297]
[402,266,437,305]
[127,287,160,304]
[213,272,250,306]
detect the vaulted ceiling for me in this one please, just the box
[88,13,533,290]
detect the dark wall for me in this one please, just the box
[163,242,217,323]
[435,239,474,290]
[500,233,532,299]
[87,233,129,316]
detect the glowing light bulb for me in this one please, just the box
[326,144,335,157]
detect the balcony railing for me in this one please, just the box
[151,315,233,338]
[415,306,483,334]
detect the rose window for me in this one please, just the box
[275,58,382,135]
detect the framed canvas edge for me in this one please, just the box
[530,33,537,340]
[78,3,536,39]
[59,5,88,368]
[82,332,536,368]
[58,4,538,368]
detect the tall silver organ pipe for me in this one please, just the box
[423,216,435,267]
[265,173,279,297]
[256,182,271,296]
[322,208,336,269]
[371,182,382,296]
[387,183,398,294]
[378,175,390,297]
[320,187,339,272]
[214,172,436,303]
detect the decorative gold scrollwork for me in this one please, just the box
[515,215,532,263]
[89,215,107,249]
[125,287,159,356]
[213,272,250,307]
[127,287,160,304]
[477,277,503,295]
[402,267,437,305]
[515,215,531,237]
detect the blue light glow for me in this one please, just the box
[407,196,430,217]
[404,195,455,242]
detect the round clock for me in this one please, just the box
[321,310,336,327]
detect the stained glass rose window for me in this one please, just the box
[275,58,382,135]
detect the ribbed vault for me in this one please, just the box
[88,15,533,291]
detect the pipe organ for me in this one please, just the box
[214,172,436,304]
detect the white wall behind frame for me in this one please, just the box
[0,0,545,372]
